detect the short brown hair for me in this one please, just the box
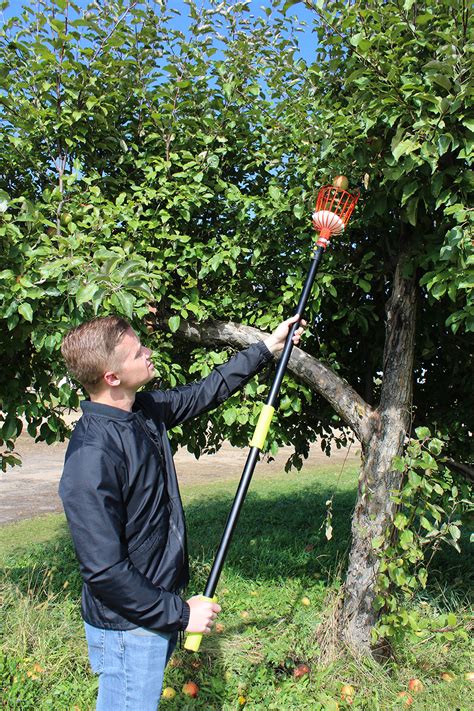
[61,315,131,393]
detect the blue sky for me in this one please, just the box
[1,0,318,62]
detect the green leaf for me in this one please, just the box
[283,0,301,12]
[393,139,419,162]
[372,536,384,550]
[447,612,457,626]
[401,180,418,206]
[223,408,237,425]
[415,426,431,440]
[418,568,428,587]
[293,203,305,219]
[392,456,406,472]
[76,283,98,305]
[406,197,419,226]
[268,185,281,203]
[420,516,433,531]
[449,525,460,541]
[431,74,452,92]
[168,315,181,333]
[18,302,33,322]
[394,513,408,530]
[399,530,414,550]
[427,438,443,455]
[114,291,135,319]
[2,414,19,440]
[0,190,9,213]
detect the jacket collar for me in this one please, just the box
[81,400,137,421]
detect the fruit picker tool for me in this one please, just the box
[185,182,359,652]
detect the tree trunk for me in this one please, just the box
[340,254,417,654]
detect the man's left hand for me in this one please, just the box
[264,314,307,355]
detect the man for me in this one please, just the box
[59,313,305,710]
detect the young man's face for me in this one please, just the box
[110,328,155,392]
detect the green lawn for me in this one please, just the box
[0,464,472,710]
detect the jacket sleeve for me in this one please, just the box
[59,446,190,633]
[138,340,273,429]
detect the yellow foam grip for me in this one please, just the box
[249,404,275,450]
[184,595,218,652]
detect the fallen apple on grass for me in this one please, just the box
[340,683,355,702]
[440,672,455,682]
[407,678,424,693]
[301,596,311,606]
[161,687,176,700]
[182,681,199,698]
[293,663,311,679]
[397,691,413,706]
[465,671,474,682]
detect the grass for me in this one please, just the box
[0,463,472,710]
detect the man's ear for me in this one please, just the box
[103,370,121,387]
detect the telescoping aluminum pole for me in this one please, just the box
[185,183,359,652]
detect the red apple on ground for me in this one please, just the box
[182,681,199,698]
[407,678,424,693]
[332,175,349,191]
[162,687,176,700]
[397,691,413,706]
[341,683,355,700]
[293,663,311,679]
[215,622,225,633]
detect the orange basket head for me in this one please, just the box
[312,185,359,248]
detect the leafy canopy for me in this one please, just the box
[0,0,472,469]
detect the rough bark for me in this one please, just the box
[154,315,374,444]
[340,253,417,653]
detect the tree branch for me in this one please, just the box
[154,316,374,445]
[445,459,474,485]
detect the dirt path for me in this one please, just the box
[0,422,359,526]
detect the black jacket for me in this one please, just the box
[59,341,272,633]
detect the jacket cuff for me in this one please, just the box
[255,339,274,362]
[180,600,191,631]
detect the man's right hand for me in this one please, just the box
[185,595,221,634]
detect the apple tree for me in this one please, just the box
[0,0,472,654]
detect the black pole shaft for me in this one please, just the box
[203,245,325,599]
[204,446,260,596]
[266,246,324,406]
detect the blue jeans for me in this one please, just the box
[84,621,178,711]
